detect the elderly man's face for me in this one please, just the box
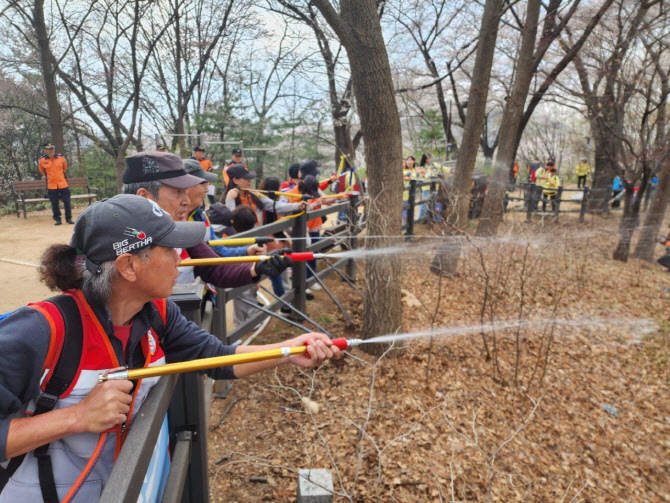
[194,151,205,160]
[44,148,55,158]
[187,182,208,213]
[232,153,242,163]
[144,184,191,222]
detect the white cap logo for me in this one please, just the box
[148,199,163,217]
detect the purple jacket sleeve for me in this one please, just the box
[185,241,258,288]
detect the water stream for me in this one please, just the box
[353,318,657,346]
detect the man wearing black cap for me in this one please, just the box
[38,142,73,225]
[0,194,339,501]
[191,145,213,172]
[121,151,291,287]
[156,143,167,152]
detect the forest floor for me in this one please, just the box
[207,211,670,502]
[0,202,668,502]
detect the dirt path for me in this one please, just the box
[0,206,88,312]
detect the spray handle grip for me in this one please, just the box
[303,338,348,358]
[284,252,314,262]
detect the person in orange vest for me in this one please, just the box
[191,145,213,171]
[223,148,247,191]
[38,141,73,225]
[510,160,519,186]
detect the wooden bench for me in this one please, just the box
[10,177,99,218]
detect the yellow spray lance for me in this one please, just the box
[207,236,275,247]
[179,251,326,267]
[99,338,363,382]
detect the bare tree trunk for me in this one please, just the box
[313,0,403,353]
[333,119,355,168]
[448,0,501,230]
[477,0,541,237]
[432,0,502,277]
[634,160,670,261]
[589,117,619,209]
[33,0,65,153]
[613,188,636,262]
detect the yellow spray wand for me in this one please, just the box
[179,252,324,267]
[99,338,362,382]
[207,236,274,247]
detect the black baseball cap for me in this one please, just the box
[123,151,203,189]
[156,143,166,150]
[193,145,205,152]
[71,195,206,274]
[299,160,321,178]
[43,142,55,149]
[232,148,242,156]
[183,158,217,182]
[227,164,255,180]
[299,175,320,198]
[206,203,233,227]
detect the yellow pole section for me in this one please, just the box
[207,237,258,246]
[180,256,266,267]
[241,187,303,198]
[125,346,308,380]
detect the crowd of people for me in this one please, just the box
[0,145,347,501]
[402,152,450,180]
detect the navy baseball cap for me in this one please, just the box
[232,148,242,156]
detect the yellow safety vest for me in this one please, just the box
[542,174,560,196]
[576,163,590,177]
[535,167,548,186]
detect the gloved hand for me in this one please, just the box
[254,248,294,278]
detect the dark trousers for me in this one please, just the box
[542,193,557,212]
[270,274,285,297]
[47,187,72,222]
[529,185,543,211]
[577,175,587,188]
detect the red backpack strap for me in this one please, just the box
[28,301,66,377]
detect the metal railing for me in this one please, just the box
[403,178,440,239]
[506,182,611,222]
[99,194,365,503]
